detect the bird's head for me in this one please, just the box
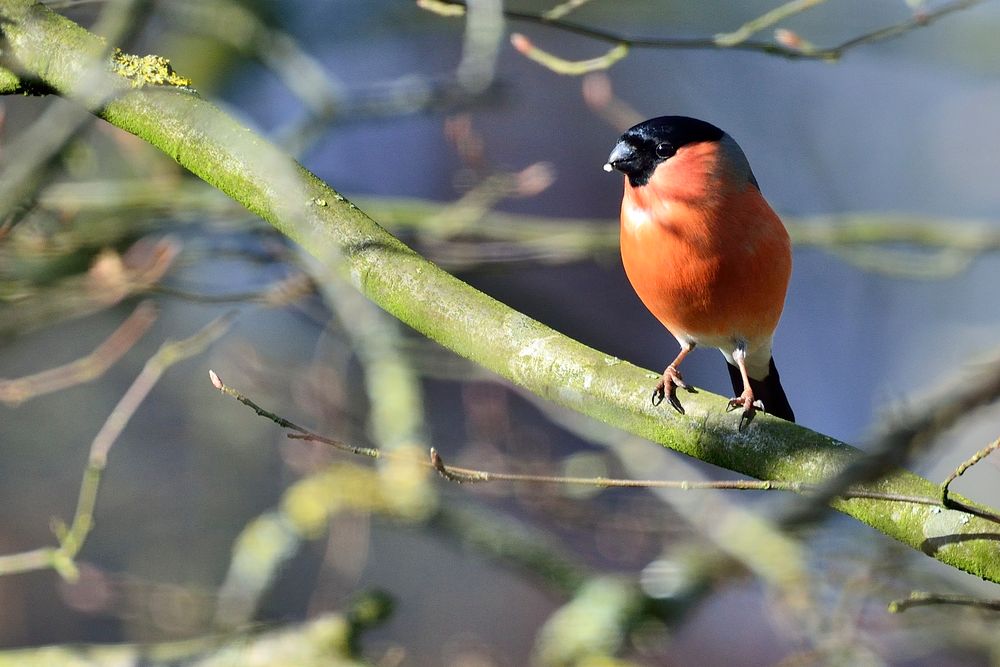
[604,116,734,189]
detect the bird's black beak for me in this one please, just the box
[604,140,637,174]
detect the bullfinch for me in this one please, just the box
[604,116,794,429]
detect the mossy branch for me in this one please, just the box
[3,0,1000,582]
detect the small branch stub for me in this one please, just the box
[510,33,628,75]
[429,448,487,483]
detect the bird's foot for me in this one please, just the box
[652,365,696,414]
[726,391,764,432]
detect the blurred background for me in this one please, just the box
[2,0,1000,664]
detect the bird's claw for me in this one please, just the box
[651,383,686,414]
[727,395,764,432]
[652,366,695,414]
[651,383,667,407]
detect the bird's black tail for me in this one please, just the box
[727,357,795,423]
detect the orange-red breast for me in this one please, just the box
[604,116,794,429]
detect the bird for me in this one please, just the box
[604,116,794,429]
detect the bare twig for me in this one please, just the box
[941,437,1000,499]
[510,33,628,75]
[0,312,234,579]
[213,265,434,628]
[889,591,1000,613]
[940,437,1000,517]
[418,0,986,62]
[430,447,486,483]
[210,374,983,515]
[209,370,380,458]
[0,300,158,406]
[715,0,830,47]
[543,0,594,21]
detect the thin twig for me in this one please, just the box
[543,0,594,21]
[0,300,158,406]
[210,370,381,458]
[940,436,1000,509]
[210,374,984,514]
[0,312,234,579]
[715,0,830,47]
[941,437,1000,499]
[889,591,1000,613]
[510,33,628,75]
[287,433,382,459]
[90,313,236,467]
[430,447,486,483]
[419,0,986,62]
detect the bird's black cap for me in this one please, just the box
[605,116,725,187]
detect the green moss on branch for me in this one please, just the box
[110,48,193,89]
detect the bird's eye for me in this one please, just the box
[655,142,675,159]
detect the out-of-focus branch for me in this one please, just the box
[0,0,155,227]
[213,255,435,627]
[366,196,1000,278]
[418,0,987,65]
[543,0,594,21]
[152,272,315,305]
[0,300,157,405]
[0,237,179,337]
[889,591,1000,613]
[0,312,233,579]
[32,181,1000,256]
[510,33,628,75]
[714,0,830,47]
[0,604,391,665]
[163,0,502,154]
[17,179,1000,278]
